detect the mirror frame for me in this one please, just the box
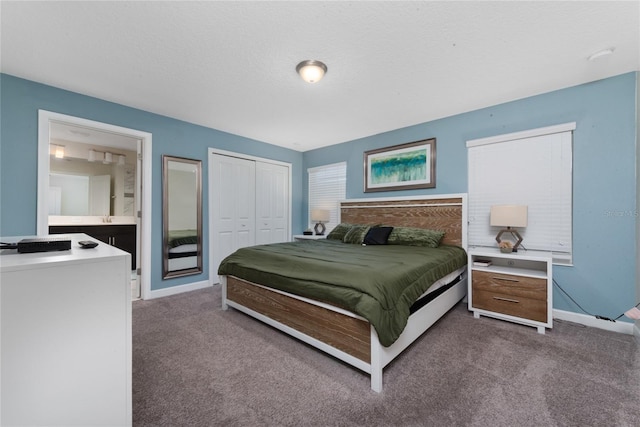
[162,155,203,279]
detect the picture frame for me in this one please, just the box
[364,138,436,192]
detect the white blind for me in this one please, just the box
[308,162,346,233]
[467,126,573,264]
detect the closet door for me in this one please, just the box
[255,162,289,245]
[211,154,256,276]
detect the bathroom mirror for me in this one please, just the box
[48,145,137,218]
[162,155,202,279]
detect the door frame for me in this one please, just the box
[37,110,153,300]
[208,148,292,285]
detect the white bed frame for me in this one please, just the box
[221,194,468,392]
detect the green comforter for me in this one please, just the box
[167,229,198,248]
[218,239,467,346]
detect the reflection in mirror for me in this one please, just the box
[163,155,202,279]
[48,135,137,220]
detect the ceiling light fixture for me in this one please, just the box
[587,48,615,61]
[296,60,327,83]
[53,145,65,159]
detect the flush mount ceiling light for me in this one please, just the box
[587,47,615,61]
[296,60,327,83]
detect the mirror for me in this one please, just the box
[49,153,136,218]
[48,128,138,221]
[163,155,203,279]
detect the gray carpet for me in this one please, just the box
[133,285,639,426]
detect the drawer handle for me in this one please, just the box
[493,276,520,283]
[493,296,520,304]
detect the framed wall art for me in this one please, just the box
[364,138,436,192]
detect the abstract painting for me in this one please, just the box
[364,138,436,192]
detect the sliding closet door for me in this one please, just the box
[255,162,289,245]
[210,150,291,283]
[211,154,256,276]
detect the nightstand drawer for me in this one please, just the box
[472,289,547,322]
[472,270,546,301]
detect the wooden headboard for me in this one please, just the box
[339,194,467,248]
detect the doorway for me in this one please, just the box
[37,110,152,300]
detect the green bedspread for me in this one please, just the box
[218,239,467,347]
[167,229,198,248]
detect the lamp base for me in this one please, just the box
[314,222,326,236]
[495,227,523,252]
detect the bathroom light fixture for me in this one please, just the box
[490,205,528,252]
[296,60,327,83]
[103,152,113,164]
[88,149,96,162]
[54,145,65,159]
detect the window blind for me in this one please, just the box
[467,125,573,264]
[308,162,346,233]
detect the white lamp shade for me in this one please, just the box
[311,209,330,222]
[88,149,96,162]
[103,152,113,164]
[490,205,528,227]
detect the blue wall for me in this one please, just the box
[303,72,638,323]
[0,74,304,290]
[2,72,637,319]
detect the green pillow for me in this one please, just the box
[343,225,371,244]
[326,223,353,241]
[387,226,445,248]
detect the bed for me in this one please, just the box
[218,194,468,392]
[167,229,199,270]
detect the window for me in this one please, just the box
[308,162,346,233]
[467,123,574,264]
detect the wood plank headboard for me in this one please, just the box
[339,194,467,248]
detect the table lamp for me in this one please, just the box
[490,205,528,252]
[311,209,330,235]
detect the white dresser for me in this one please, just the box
[0,234,131,426]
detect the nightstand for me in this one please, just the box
[468,247,552,334]
[293,234,326,241]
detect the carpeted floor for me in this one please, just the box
[133,285,639,426]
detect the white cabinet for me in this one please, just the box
[0,234,131,426]
[468,247,552,334]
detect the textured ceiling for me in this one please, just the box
[2,1,638,152]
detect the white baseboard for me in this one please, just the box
[634,324,640,344]
[148,280,211,299]
[553,309,635,335]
